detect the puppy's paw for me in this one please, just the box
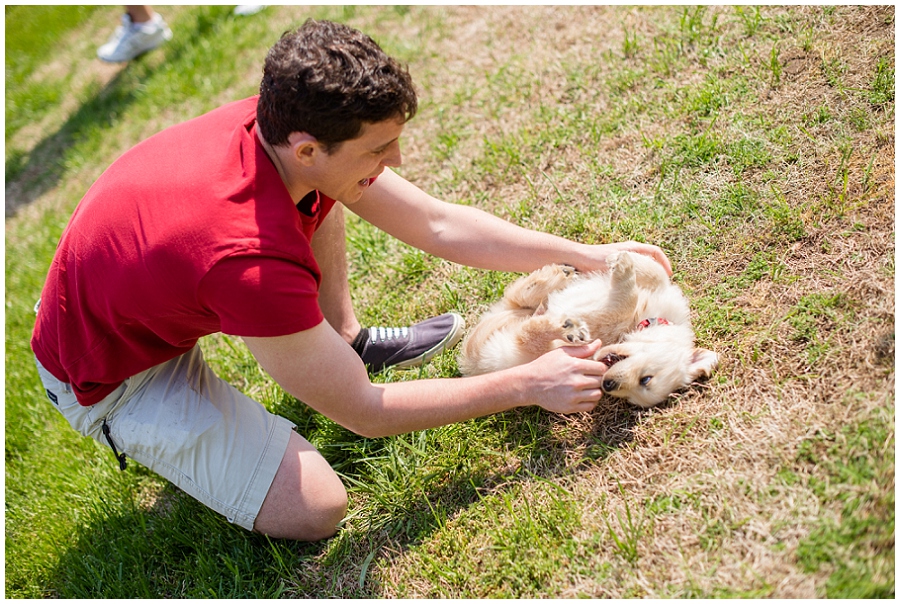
[561,318,590,344]
[606,251,634,273]
[605,251,622,270]
[538,263,577,283]
[559,264,577,277]
[506,263,580,310]
[607,252,636,284]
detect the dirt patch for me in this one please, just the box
[376,5,894,597]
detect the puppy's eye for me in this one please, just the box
[640,376,653,387]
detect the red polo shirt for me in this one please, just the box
[32,97,334,405]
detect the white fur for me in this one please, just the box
[459,252,718,408]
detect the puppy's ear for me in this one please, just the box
[534,301,547,316]
[688,348,718,381]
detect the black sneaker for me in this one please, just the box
[352,312,465,373]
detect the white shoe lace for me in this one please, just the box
[368,326,409,343]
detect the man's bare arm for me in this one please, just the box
[349,168,672,275]
[243,321,608,438]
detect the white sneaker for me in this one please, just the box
[234,5,267,16]
[97,13,173,63]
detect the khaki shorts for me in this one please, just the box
[35,346,295,531]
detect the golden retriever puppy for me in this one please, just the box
[459,252,718,408]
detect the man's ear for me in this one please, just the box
[287,132,320,166]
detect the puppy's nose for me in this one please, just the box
[602,379,618,392]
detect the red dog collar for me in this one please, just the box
[638,317,670,330]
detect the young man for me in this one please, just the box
[33,19,672,541]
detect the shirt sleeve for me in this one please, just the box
[198,254,324,337]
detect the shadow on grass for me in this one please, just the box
[316,400,650,596]
[5,6,236,218]
[43,398,649,598]
[46,480,330,598]
[6,66,132,217]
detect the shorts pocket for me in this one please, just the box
[111,372,223,460]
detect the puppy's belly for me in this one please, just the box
[546,277,610,318]
[476,328,538,373]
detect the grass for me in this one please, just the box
[6,5,895,598]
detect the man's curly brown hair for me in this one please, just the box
[257,19,418,153]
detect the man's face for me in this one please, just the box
[310,118,405,204]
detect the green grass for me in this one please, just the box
[795,401,895,598]
[6,5,894,599]
[869,56,895,106]
[5,6,103,144]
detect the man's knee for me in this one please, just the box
[300,481,348,541]
[253,431,348,541]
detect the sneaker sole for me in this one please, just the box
[391,312,466,370]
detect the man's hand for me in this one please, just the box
[244,323,610,439]
[508,339,608,414]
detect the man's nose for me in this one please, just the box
[382,142,402,167]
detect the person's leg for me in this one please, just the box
[311,202,466,373]
[311,203,362,344]
[35,348,346,541]
[252,431,348,540]
[125,5,154,23]
[97,5,172,62]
